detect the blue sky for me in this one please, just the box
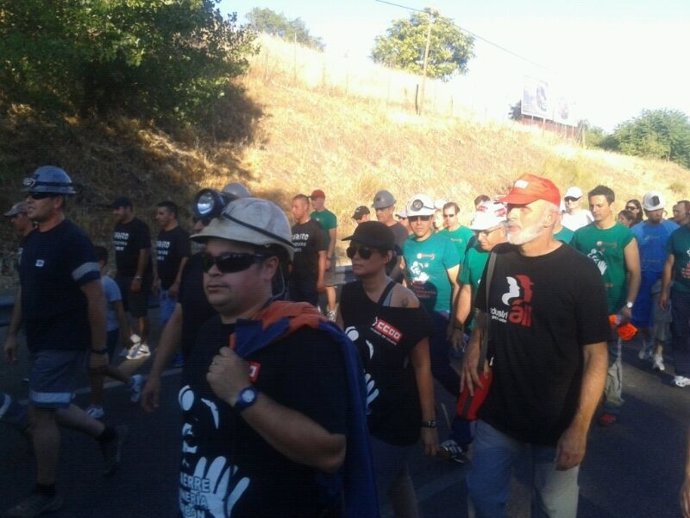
[222,0,690,131]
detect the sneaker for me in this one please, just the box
[126,342,151,360]
[437,439,468,464]
[638,345,652,361]
[4,492,63,517]
[101,425,128,477]
[598,412,618,426]
[326,310,337,322]
[129,374,144,403]
[652,354,666,372]
[86,405,105,419]
[674,376,690,388]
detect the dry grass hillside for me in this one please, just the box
[240,36,690,248]
[1,34,688,279]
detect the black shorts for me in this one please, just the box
[116,276,151,318]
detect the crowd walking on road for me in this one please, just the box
[6,164,690,517]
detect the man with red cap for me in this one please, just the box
[462,173,609,518]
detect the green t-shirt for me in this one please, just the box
[459,238,489,331]
[440,226,474,266]
[667,225,690,294]
[571,222,634,313]
[310,209,337,252]
[554,226,574,244]
[403,232,460,313]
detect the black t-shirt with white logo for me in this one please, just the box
[113,217,152,278]
[475,243,609,446]
[340,281,433,446]
[156,226,190,289]
[291,220,326,284]
[178,315,347,518]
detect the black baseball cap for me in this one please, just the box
[351,206,370,220]
[342,221,395,250]
[111,196,133,209]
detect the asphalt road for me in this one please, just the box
[1,328,689,518]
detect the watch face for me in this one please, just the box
[241,389,256,404]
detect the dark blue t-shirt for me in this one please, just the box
[179,316,348,518]
[20,219,100,351]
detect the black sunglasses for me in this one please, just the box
[408,215,432,222]
[346,245,375,260]
[564,197,579,202]
[201,252,268,274]
[27,192,55,200]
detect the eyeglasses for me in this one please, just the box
[27,192,54,200]
[443,213,456,218]
[475,224,503,237]
[346,245,375,260]
[408,215,432,222]
[564,197,579,202]
[201,252,268,273]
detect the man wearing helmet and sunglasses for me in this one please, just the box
[177,197,376,518]
[3,166,126,518]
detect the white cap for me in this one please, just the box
[406,194,435,216]
[191,197,295,260]
[469,201,508,231]
[642,191,664,211]
[564,186,583,199]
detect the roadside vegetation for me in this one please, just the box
[0,5,688,282]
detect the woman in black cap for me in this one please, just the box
[337,221,437,518]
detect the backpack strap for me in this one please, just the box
[478,252,497,367]
[376,280,396,307]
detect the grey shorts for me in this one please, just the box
[29,349,86,408]
[324,255,337,286]
[653,296,672,342]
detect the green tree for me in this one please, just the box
[371,8,474,81]
[246,7,324,50]
[578,121,608,148]
[606,109,690,167]
[0,1,256,131]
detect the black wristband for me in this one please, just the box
[421,420,437,428]
[90,348,108,354]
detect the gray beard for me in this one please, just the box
[507,222,544,245]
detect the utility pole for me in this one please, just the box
[418,10,434,115]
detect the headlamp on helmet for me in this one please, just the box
[193,183,250,221]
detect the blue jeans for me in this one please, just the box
[671,290,690,377]
[429,311,459,395]
[159,289,177,326]
[369,436,418,518]
[467,420,579,518]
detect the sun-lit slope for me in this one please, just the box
[239,39,689,242]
